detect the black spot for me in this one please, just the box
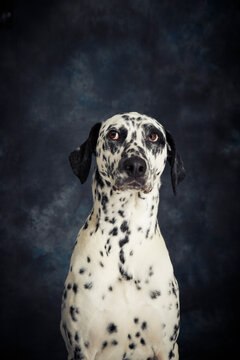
[129,343,136,349]
[140,338,146,345]
[170,324,179,342]
[131,131,137,140]
[95,221,99,233]
[129,250,133,256]
[141,321,147,330]
[128,334,131,339]
[119,249,125,264]
[171,281,178,298]
[119,236,129,248]
[74,345,83,360]
[87,257,91,263]
[102,341,108,349]
[138,192,145,199]
[135,332,140,337]
[112,339,118,345]
[63,289,67,299]
[109,227,118,236]
[136,145,147,159]
[118,210,125,217]
[84,341,89,348]
[73,283,78,294]
[169,350,175,359]
[134,318,139,324]
[150,290,161,299]
[109,217,116,224]
[99,261,104,267]
[107,323,118,334]
[101,194,109,213]
[97,191,101,202]
[108,137,120,154]
[119,265,132,280]
[102,154,107,162]
[74,332,79,342]
[95,169,104,189]
[135,280,141,290]
[120,220,129,233]
[108,286,113,291]
[100,251,104,257]
[143,124,165,154]
[84,282,93,289]
[89,210,93,221]
[70,306,79,322]
[67,283,72,289]
[83,222,88,230]
[79,268,85,274]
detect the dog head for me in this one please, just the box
[69,112,185,195]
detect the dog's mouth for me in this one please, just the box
[114,178,152,193]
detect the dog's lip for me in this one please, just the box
[114,178,152,193]
[115,178,143,189]
[126,179,143,187]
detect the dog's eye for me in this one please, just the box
[147,133,159,142]
[108,130,120,140]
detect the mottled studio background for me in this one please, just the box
[0,0,239,359]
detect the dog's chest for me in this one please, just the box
[61,215,179,359]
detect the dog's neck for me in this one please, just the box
[90,170,161,239]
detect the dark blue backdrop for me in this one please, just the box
[0,1,239,359]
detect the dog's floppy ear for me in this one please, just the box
[165,129,186,195]
[69,122,102,184]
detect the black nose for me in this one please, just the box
[122,156,147,178]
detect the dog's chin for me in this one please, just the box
[114,179,152,194]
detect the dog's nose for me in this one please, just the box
[122,156,147,178]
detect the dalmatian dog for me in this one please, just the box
[61,112,185,360]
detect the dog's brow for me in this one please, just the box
[106,123,119,132]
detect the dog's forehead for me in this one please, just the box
[100,112,165,136]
